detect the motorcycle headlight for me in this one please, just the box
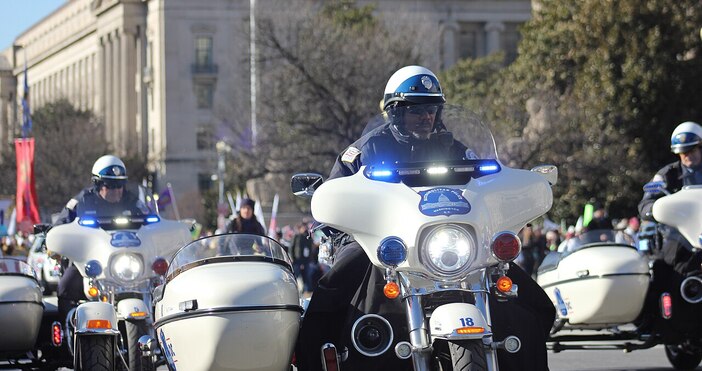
[110,253,144,283]
[421,225,475,276]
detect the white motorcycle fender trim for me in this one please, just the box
[117,298,150,320]
[74,301,119,335]
[429,302,489,340]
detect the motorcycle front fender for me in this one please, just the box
[429,302,491,341]
[74,301,119,335]
[117,298,150,320]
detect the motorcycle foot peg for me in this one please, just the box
[492,336,521,353]
[321,343,341,371]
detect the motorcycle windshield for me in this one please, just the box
[565,229,636,253]
[75,182,159,220]
[0,258,36,279]
[166,234,293,278]
[357,104,498,163]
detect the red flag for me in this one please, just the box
[15,138,40,227]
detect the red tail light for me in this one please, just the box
[152,258,168,276]
[660,292,672,319]
[491,232,521,261]
[51,321,62,346]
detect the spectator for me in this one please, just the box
[226,198,266,236]
[290,223,313,291]
[545,230,561,252]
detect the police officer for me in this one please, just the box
[639,121,702,274]
[55,155,147,318]
[297,66,555,371]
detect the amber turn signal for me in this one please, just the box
[496,276,513,293]
[384,282,400,299]
[86,319,112,329]
[456,326,485,334]
[87,286,99,298]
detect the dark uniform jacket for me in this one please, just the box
[55,186,147,225]
[638,160,702,274]
[329,123,468,180]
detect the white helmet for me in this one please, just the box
[670,121,702,154]
[92,155,127,187]
[382,65,445,111]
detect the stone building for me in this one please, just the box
[0,0,530,221]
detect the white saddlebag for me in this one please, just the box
[154,260,301,371]
[537,245,649,327]
[0,259,43,352]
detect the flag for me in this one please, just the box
[235,190,242,213]
[253,198,266,232]
[583,203,594,227]
[157,188,172,210]
[15,139,40,229]
[268,193,279,239]
[21,60,32,138]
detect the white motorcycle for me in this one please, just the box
[44,184,193,371]
[292,106,557,370]
[536,184,702,370]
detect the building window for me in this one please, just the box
[501,23,522,65]
[195,36,213,67]
[194,83,214,109]
[196,125,214,150]
[198,173,214,193]
[459,22,485,59]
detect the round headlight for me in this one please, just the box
[422,225,474,276]
[110,253,144,282]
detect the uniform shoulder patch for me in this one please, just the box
[341,146,361,163]
[66,199,79,210]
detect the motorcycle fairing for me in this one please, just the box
[311,164,552,278]
[652,185,702,249]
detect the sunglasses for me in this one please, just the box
[101,179,126,189]
[406,105,439,115]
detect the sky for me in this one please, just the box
[0,0,67,51]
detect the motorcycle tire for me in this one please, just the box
[124,320,154,371]
[665,344,702,370]
[76,335,114,371]
[435,339,487,371]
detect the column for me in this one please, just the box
[485,21,505,56]
[121,27,138,155]
[440,21,460,69]
[113,30,122,152]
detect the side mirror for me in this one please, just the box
[33,223,51,235]
[530,165,558,186]
[291,173,324,199]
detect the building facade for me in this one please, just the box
[0,0,530,220]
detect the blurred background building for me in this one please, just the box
[0,0,530,220]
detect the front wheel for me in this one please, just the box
[434,339,487,371]
[665,344,702,370]
[124,320,154,371]
[76,335,115,371]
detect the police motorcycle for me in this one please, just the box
[536,183,702,370]
[44,183,193,370]
[148,234,301,371]
[291,105,557,370]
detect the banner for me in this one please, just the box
[268,193,279,239]
[15,138,40,229]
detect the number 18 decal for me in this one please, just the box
[459,317,474,327]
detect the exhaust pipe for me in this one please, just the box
[680,276,702,304]
[351,314,394,357]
